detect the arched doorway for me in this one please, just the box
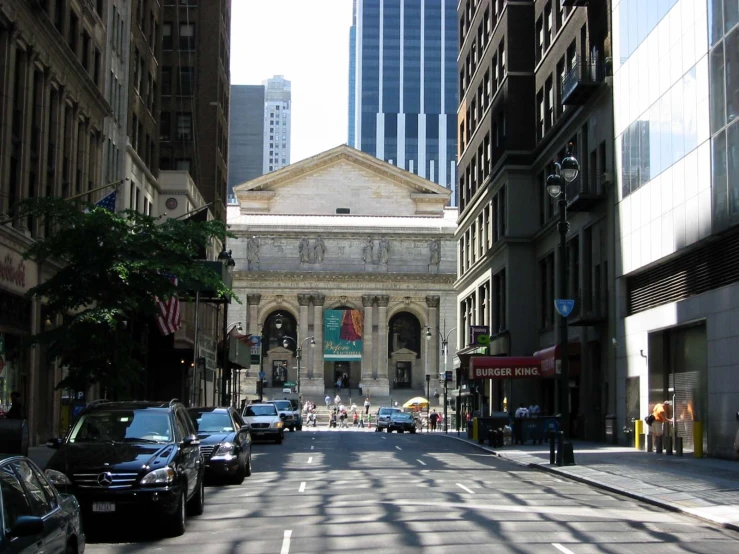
[262,311,297,388]
[388,312,421,389]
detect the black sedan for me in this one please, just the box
[0,454,85,553]
[388,412,417,433]
[187,407,252,485]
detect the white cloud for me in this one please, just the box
[230,0,353,163]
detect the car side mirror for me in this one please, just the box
[181,435,200,447]
[10,516,44,538]
[46,438,62,449]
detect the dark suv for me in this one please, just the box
[44,399,204,538]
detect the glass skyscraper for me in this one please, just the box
[349,0,458,200]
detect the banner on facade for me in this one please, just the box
[323,309,363,360]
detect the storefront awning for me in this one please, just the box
[533,342,581,378]
[469,356,542,379]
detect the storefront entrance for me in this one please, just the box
[394,361,412,388]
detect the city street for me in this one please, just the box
[86,430,739,553]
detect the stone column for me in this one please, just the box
[297,293,311,386]
[361,295,374,382]
[426,295,441,389]
[307,293,325,395]
[246,294,261,338]
[375,295,390,396]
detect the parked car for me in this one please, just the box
[267,400,300,432]
[375,407,401,432]
[242,403,284,443]
[44,399,204,538]
[0,454,85,553]
[387,412,417,434]
[187,407,252,485]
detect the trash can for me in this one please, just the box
[478,413,510,445]
[0,419,29,457]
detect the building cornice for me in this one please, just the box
[233,270,456,287]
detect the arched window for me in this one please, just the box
[263,311,297,355]
[388,312,421,358]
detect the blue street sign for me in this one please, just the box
[258,371,265,380]
[554,299,575,318]
[445,370,453,382]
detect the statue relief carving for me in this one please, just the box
[247,237,260,270]
[428,239,441,266]
[298,237,327,264]
[362,237,390,265]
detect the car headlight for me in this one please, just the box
[214,442,234,456]
[45,469,72,486]
[140,467,176,486]
[274,421,283,429]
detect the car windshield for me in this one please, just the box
[189,411,234,433]
[379,408,400,415]
[392,413,413,421]
[244,405,277,417]
[69,410,172,444]
[272,401,291,410]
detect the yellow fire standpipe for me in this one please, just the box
[634,419,644,450]
[693,421,703,458]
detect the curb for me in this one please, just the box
[440,434,739,533]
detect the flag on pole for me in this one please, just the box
[155,274,181,336]
[95,190,117,211]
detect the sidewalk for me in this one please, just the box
[444,432,739,532]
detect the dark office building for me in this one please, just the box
[455,0,616,443]
[349,0,458,195]
[159,0,231,222]
[228,84,265,200]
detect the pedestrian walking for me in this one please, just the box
[325,394,331,408]
[364,397,371,415]
[6,391,24,420]
[334,394,341,406]
[429,410,439,432]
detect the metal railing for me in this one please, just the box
[561,56,604,102]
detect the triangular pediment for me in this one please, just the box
[233,145,451,217]
[391,348,418,357]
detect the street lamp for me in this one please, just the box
[282,335,315,396]
[546,143,580,445]
[427,326,457,433]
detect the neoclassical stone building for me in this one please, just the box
[228,145,458,399]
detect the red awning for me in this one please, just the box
[469,356,542,380]
[533,342,581,378]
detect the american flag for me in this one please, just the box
[95,191,117,211]
[155,274,181,336]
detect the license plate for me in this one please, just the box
[92,502,115,513]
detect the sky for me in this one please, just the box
[230,0,354,164]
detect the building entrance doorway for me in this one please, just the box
[334,362,350,390]
[394,362,412,388]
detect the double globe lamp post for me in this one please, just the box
[275,315,315,397]
[425,326,457,433]
[545,144,580,444]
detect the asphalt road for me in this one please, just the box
[87,429,739,553]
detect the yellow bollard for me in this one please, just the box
[693,422,703,458]
[634,419,643,450]
[472,418,479,441]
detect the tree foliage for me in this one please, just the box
[17,197,235,395]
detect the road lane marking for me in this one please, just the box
[281,530,292,554]
[552,544,575,554]
[395,446,402,451]
[417,459,427,466]
[308,457,313,464]
[456,483,475,494]
[299,482,306,493]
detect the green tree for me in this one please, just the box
[17,197,235,396]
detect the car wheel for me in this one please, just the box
[386,427,391,433]
[186,476,205,516]
[165,489,186,537]
[66,540,78,554]
[375,426,380,432]
[410,429,417,434]
[297,425,302,431]
[244,453,252,477]
[276,434,283,444]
